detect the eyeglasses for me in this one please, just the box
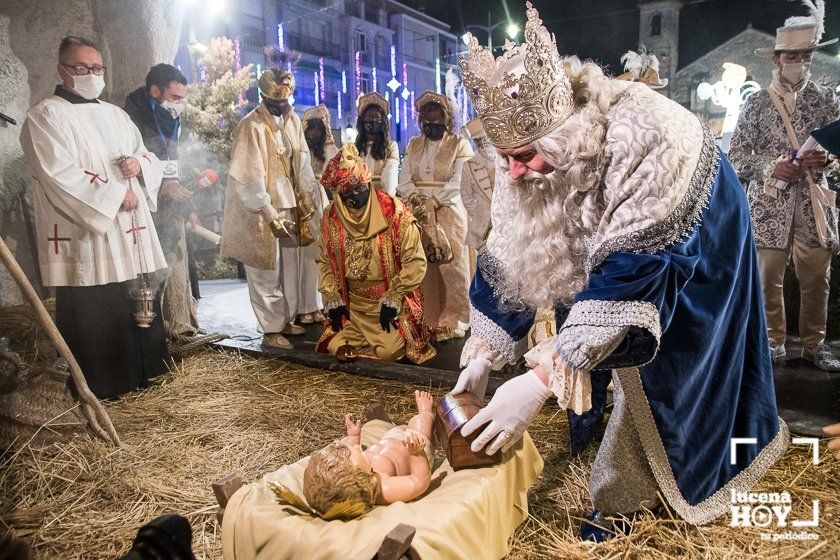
[61,63,106,76]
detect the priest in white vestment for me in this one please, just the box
[20,36,168,399]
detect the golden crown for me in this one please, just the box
[459,2,574,149]
[303,104,333,129]
[357,92,390,116]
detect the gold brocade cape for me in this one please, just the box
[221,106,305,270]
[317,190,436,363]
[405,132,463,183]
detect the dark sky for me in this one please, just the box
[405,0,840,74]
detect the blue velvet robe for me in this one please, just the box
[469,149,788,525]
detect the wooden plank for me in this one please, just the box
[373,523,416,560]
[214,338,511,394]
[212,474,243,508]
[363,402,393,424]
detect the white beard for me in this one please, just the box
[481,59,612,311]
[484,168,592,310]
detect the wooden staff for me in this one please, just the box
[0,237,121,447]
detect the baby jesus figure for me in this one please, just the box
[301,390,435,519]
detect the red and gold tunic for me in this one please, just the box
[317,189,435,363]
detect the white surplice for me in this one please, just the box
[20,95,166,287]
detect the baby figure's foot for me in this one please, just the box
[415,390,434,415]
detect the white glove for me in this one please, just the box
[452,357,492,399]
[556,325,629,371]
[461,370,551,455]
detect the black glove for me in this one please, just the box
[379,304,398,333]
[329,306,349,332]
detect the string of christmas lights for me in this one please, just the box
[355,51,362,97]
[319,57,326,101]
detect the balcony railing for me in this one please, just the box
[286,32,342,59]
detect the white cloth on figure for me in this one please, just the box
[460,152,495,249]
[20,94,166,287]
[246,240,311,333]
[362,140,400,196]
[397,137,470,208]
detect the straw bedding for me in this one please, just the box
[1,349,838,559]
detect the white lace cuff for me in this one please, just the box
[524,338,592,414]
[378,290,402,313]
[762,156,786,182]
[459,335,505,370]
[558,300,661,370]
[322,295,345,312]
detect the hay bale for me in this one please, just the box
[0,299,58,364]
[0,349,89,450]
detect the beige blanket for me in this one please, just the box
[222,419,543,560]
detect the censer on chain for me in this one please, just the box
[123,166,156,328]
[134,281,156,328]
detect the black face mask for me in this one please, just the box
[341,187,371,209]
[423,123,446,140]
[364,121,383,135]
[305,135,322,151]
[265,99,291,117]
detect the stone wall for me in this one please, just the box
[0,1,182,305]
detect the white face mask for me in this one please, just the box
[161,100,185,119]
[71,73,105,100]
[780,62,811,85]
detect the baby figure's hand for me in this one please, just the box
[345,413,362,436]
[404,432,427,455]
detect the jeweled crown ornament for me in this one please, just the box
[460,2,574,149]
[357,92,390,117]
[260,46,300,101]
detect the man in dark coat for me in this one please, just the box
[125,64,200,338]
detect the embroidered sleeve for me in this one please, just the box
[317,221,344,310]
[384,211,426,305]
[557,300,661,371]
[729,93,778,185]
[468,252,536,364]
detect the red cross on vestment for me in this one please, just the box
[84,170,108,184]
[47,224,71,255]
[125,216,147,245]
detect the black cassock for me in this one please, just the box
[56,280,168,399]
